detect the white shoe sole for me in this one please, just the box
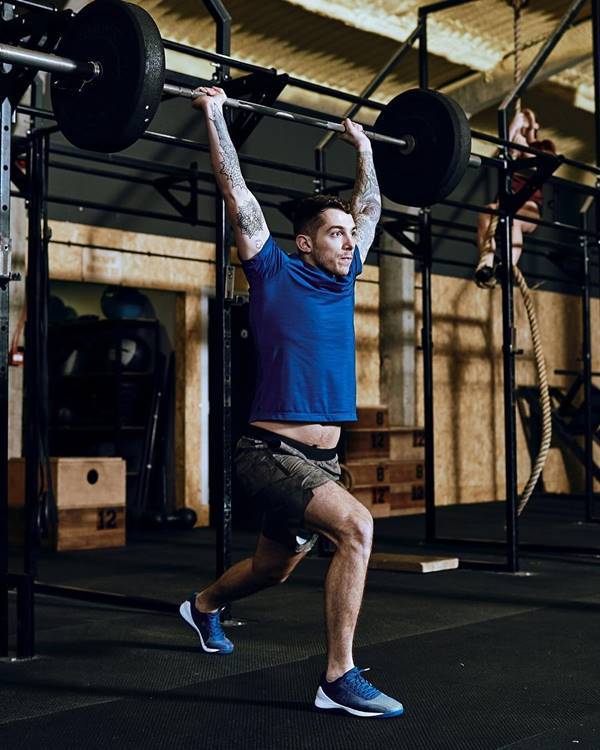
[179,600,221,653]
[314,686,403,718]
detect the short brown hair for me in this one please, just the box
[292,195,351,237]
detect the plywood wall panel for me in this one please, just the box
[49,221,215,291]
[415,273,599,505]
[174,292,206,522]
[46,223,382,529]
[355,267,380,407]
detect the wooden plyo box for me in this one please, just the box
[342,458,424,489]
[354,484,425,519]
[344,427,425,460]
[388,482,426,514]
[354,487,391,518]
[8,457,126,551]
[355,406,389,430]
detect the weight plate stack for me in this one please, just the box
[51,0,165,153]
[372,88,472,208]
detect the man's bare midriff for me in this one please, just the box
[251,421,341,449]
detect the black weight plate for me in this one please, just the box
[372,88,471,207]
[51,0,165,153]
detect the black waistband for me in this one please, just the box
[245,425,338,461]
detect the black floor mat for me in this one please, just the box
[3,605,600,750]
[4,500,600,749]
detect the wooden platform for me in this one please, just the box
[369,552,460,574]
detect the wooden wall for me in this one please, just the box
[39,218,599,512]
[45,221,381,524]
[415,274,600,505]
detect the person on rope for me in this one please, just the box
[474,107,556,288]
[178,85,404,719]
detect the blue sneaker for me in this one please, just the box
[315,667,404,718]
[179,594,234,654]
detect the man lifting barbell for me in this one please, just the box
[178,85,403,719]
[475,108,557,288]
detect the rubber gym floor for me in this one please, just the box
[3,498,600,750]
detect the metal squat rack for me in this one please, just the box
[1,0,599,660]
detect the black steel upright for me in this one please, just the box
[418,11,428,90]
[497,109,519,573]
[202,0,231,63]
[419,209,436,542]
[580,223,595,521]
[20,131,50,658]
[593,0,600,177]
[491,0,588,572]
[0,0,14,659]
[207,1,233,592]
[417,13,437,542]
[588,0,600,520]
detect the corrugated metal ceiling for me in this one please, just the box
[281,0,588,71]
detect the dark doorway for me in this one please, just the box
[208,299,260,531]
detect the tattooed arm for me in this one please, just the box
[342,119,382,262]
[193,86,270,261]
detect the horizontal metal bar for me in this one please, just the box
[8,0,57,12]
[433,536,600,558]
[163,40,387,111]
[442,197,600,239]
[50,143,193,178]
[47,193,210,225]
[36,192,599,290]
[34,582,178,614]
[50,237,215,265]
[555,368,600,377]
[141,129,354,184]
[48,157,313,201]
[43,156,599,285]
[0,42,476,160]
[472,128,600,178]
[0,43,98,80]
[49,159,179,189]
[164,82,412,148]
[18,105,355,184]
[430,216,586,256]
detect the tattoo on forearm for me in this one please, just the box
[209,102,246,192]
[352,151,381,250]
[352,151,381,215]
[236,198,265,239]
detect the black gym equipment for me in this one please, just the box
[2,0,599,665]
[0,0,480,207]
[372,88,472,207]
[50,0,165,153]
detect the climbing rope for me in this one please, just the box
[510,0,528,112]
[474,1,528,287]
[477,210,552,515]
[512,263,552,515]
[474,1,551,512]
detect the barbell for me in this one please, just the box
[0,0,481,207]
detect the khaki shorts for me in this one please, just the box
[234,429,341,553]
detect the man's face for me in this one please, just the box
[297,208,356,276]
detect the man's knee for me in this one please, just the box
[338,506,373,554]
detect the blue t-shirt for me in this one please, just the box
[241,235,363,423]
